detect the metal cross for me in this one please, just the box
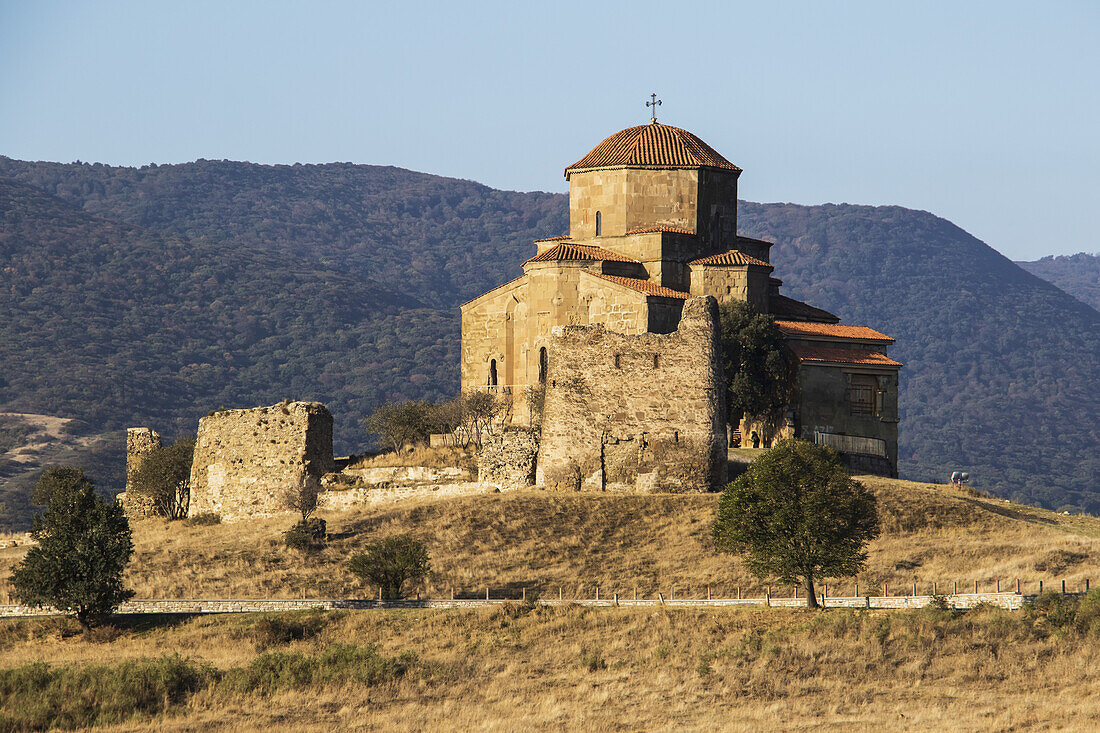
[646,93,662,122]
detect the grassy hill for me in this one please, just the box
[0,478,1097,731]
[0,157,1097,515]
[2,477,1094,602]
[1018,252,1100,311]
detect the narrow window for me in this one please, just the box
[614,353,621,369]
[538,347,548,383]
[653,354,659,368]
[595,211,602,236]
[674,430,680,443]
[489,359,498,387]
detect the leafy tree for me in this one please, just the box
[32,466,93,506]
[717,300,794,441]
[364,401,441,452]
[128,436,195,519]
[347,535,431,600]
[712,439,879,608]
[11,475,134,626]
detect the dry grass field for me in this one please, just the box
[0,476,1098,730]
[3,475,1093,603]
[1,600,1099,730]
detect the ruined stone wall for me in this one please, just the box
[477,428,539,489]
[536,296,726,492]
[188,401,335,521]
[123,427,161,517]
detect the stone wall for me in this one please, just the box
[477,428,539,488]
[188,401,335,521]
[123,427,161,517]
[536,296,726,492]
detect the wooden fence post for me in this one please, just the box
[737,586,741,600]
[884,582,888,597]
[953,581,958,595]
[1086,579,1090,592]
[912,582,916,596]
[707,586,711,600]
[559,586,562,601]
[633,586,637,601]
[522,587,526,602]
[486,587,489,600]
[1015,579,1020,594]
[1062,580,1066,594]
[933,582,937,595]
[1039,580,1043,593]
[973,580,978,594]
[855,581,858,597]
[596,586,599,601]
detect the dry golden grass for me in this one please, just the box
[0,475,1094,603]
[1,602,1098,731]
[345,445,476,471]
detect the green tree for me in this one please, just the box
[11,475,134,626]
[31,466,93,506]
[717,300,794,442]
[347,535,431,600]
[129,436,195,519]
[712,439,879,608]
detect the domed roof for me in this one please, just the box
[565,122,741,178]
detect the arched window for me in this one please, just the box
[538,347,548,383]
[595,211,602,236]
[488,359,498,387]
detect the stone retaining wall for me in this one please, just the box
[0,592,1054,617]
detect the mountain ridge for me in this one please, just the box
[0,157,1096,518]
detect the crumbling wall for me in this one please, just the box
[536,296,726,492]
[478,428,539,489]
[123,427,161,517]
[188,401,334,521]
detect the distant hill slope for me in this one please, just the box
[1017,252,1100,312]
[0,157,1096,515]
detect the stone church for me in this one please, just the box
[461,118,901,481]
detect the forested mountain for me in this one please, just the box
[0,156,1096,518]
[1017,253,1100,312]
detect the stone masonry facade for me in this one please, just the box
[188,401,335,521]
[536,296,726,492]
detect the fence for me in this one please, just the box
[0,578,1090,618]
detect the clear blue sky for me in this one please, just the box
[2,0,1097,260]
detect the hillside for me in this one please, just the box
[0,157,1097,515]
[1,479,1098,730]
[2,477,1094,602]
[1018,252,1100,311]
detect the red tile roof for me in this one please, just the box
[769,295,839,324]
[566,123,742,177]
[590,273,690,299]
[689,250,772,268]
[789,343,903,367]
[525,243,639,264]
[776,321,895,343]
[532,234,570,243]
[626,225,696,236]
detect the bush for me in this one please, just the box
[128,437,195,519]
[249,611,329,649]
[220,643,414,695]
[0,655,214,730]
[284,518,327,552]
[347,535,430,600]
[185,512,221,526]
